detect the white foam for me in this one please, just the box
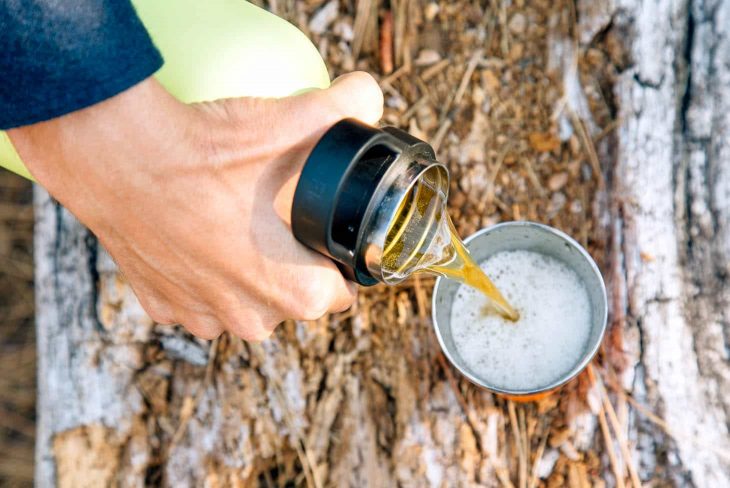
[449,250,592,391]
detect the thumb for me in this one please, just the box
[270,72,383,223]
[278,71,384,136]
[325,71,384,125]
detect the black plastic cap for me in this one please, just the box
[291,119,385,285]
[292,119,431,286]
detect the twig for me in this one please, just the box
[0,404,35,438]
[437,49,480,122]
[590,366,643,488]
[518,406,529,488]
[411,275,429,324]
[380,64,409,87]
[431,118,452,153]
[622,393,670,433]
[595,117,622,143]
[492,195,512,214]
[508,401,526,488]
[414,76,433,108]
[351,0,375,60]
[393,0,408,68]
[421,59,450,82]
[498,0,509,57]
[379,10,394,74]
[521,158,547,197]
[597,404,626,488]
[568,108,605,190]
[453,49,484,108]
[528,421,549,488]
[432,48,482,153]
[400,97,430,125]
[478,142,512,212]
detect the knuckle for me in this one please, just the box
[190,326,223,341]
[140,298,175,325]
[340,290,358,310]
[350,70,379,89]
[294,279,334,321]
[222,311,275,342]
[149,311,175,325]
[183,323,223,341]
[225,315,274,343]
[183,316,223,340]
[246,328,274,343]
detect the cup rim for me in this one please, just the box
[431,221,608,396]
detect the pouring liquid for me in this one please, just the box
[427,217,520,321]
[381,172,519,322]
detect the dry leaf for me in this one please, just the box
[640,251,655,262]
[529,132,561,152]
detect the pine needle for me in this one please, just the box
[508,401,527,488]
[590,367,643,488]
[528,420,549,488]
[597,405,626,488]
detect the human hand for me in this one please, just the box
[8,73,383,341]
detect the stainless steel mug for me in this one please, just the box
[431,222,608,401]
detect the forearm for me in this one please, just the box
[8,78,190,208]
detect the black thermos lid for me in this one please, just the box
[291,118,434,285]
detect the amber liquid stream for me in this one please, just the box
[428,217,520,321]
[382,178,519,322]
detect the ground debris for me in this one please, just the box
[279,1,632,486]
[0,0,657,486]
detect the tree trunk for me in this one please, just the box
[605,0,730,485]
[34,1,728,487]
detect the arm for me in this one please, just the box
[3,1,384,340]
[11,73,383,341]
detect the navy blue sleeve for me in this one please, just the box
[0,0,163,129]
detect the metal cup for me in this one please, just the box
[431,222,608,401]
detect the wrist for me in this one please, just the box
[6,79,210,241]
[8,78,194,192]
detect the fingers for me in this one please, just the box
[269,249,358,322]
[141,256,352,343]
[136,267,356,342]
[218,315,275,343]
[327,278,358,314]
[183,314,225,341]
[127,280,176,325]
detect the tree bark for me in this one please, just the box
[34,1,729,487]
[605,0,730,485]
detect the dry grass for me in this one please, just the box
[292,0,640,485]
